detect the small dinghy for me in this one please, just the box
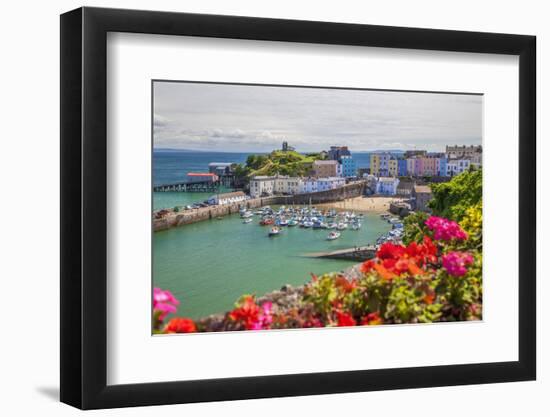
[337,222,347,231]
[327,231,341,241]
[268,227,281,237]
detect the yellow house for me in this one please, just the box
[388,158,398,177]
[370,154,380,176]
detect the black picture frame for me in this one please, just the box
[60,6,536,410]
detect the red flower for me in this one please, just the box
[407,260,425,276]
[393,258,411,274]
[377,242,405,260]
[164,317,197,333]
[336,311,356,327]
[360,260,375,273]
[335,275,357,293]
[363,236,439,280]
[422,236,438,263]
[228,295,261,330]
[423,292,435,305]
[361,312,382,325]
[404,237,437,266]
[374,263,397,280]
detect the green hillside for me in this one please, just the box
[234,150,326,180]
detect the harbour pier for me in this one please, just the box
[153,182,220,193]
[302,245,377,262]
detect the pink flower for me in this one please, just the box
[251,301,273,330]
[442,251,474,277]
[153,288,180,320]
[425,216,468,241]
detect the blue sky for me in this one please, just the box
[153,81,482,153]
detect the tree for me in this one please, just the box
[428,169,482,221]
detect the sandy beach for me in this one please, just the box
[316,196,402,213]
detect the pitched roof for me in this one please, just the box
[397,181,415,191]
[251,176,276,180]
[313,160,338,165]
[414,185,432,194]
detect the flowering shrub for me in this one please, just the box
[152,288,180,332]
[459,202,482,250]
[442,251,474,277]
[164,317,197,333]
[425,216,468,241]
[227,295,273,330]
[153,211,482,333]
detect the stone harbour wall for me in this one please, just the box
[153,196,281,232]
[153,181,366,232]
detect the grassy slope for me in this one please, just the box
[246,150,322,177]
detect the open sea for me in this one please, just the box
[153,149,391,319]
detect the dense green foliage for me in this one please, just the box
[402,212,430,245]
[428,168,482,221]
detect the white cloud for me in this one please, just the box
[153,81,482,152]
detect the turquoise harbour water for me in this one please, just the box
[152,149,392,319]
[153,211,392,319]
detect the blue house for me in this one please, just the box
[376,177,400,195]
[437,157,448,176]
[397,158,408,176]
[340,155,357,177]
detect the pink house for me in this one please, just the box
[415,158,423,176]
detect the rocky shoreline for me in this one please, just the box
[195,263,362,330]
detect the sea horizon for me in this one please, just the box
[153,147,408,154]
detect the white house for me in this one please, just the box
[273,176,304,195]
[208,191,248,205]
[249,176,276,198]
[317,177,346,192]
[250,175,346,197]
[375,177,400,195]
[300,178,319,193]
[446,159,470,176]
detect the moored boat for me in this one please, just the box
[260,217,274,226]
[327,231,341,240]
[268,227,281,236]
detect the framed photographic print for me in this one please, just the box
[60,6,536,409]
